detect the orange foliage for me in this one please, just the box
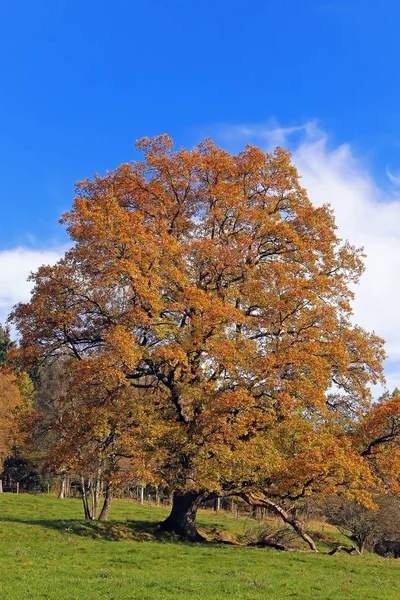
[11,136,391,504]
[0,370,22,467]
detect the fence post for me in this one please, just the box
[0,479,2,493]
[16,482,19,494]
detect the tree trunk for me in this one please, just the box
[160,491,206,541]
[98,484,113,521]
[80,476,92,520]
[91,468,102,520]
[58,473,67,499]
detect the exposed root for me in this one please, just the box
[327,545,362,556]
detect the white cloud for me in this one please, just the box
[292,135,400,395]
[0,246,68,326]
[217,121,400,395]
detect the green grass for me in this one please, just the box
[0,494,399,599]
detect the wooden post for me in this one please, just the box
[140,485,144,505]
[16,482,19,494]
[0,479,3,493]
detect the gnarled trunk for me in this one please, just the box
[241,492,318,552]
[161,491,206,541]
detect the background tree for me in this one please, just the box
[0,370,22,470]
[0,322,36,491]
[20,357,159,519]
[11,136,387,540]
[0,321,34,408]
[323,495,400,554]
[0,324,14,368]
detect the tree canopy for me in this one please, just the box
[12,136,395,541]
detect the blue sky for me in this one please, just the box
[1,0,399,246]
[1,0,400,394]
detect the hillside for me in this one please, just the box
[0,494,399,599]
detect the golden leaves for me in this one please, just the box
[0,370,22,467]
[10,135,390,502]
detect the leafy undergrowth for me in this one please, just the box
[0,494,399,599]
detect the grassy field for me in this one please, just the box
[0,494,399,599]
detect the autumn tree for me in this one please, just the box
[0,370,22,470]
[11,136,388,540]
[0,323,32,481]
[323,495,400,554]
[0,324,14,368]
[21,358,159,519]
[0,322,33,407]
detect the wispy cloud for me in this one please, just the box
[386,166,400,186]
[217,119,322,149]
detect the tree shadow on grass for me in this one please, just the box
[2,515,341,550]
[0,515,241,545]
[0,515,177,542]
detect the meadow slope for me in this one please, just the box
[0,494,399,599]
